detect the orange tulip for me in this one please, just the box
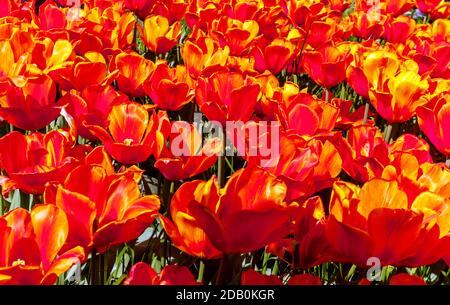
[61,85,129,140]
[196,70,261,124]
[152,0,187,24]
[275,91,340,136]
[140,15,181,54]
[124,262,198,285]
[383,15,416,44]
[210,16,260,56]
[0,130,81,195]
[351,11,385,40]
[302,42,352,88]
[85,102,158,164]
[252,35,298,75]
[327,178,450,267]
[0,205,85,285]
[124,0,156,19]
[44,163,160,253]
[0,75,63,130]
[114,52,155,97]
[181,37,229,79]
[153,116,222,181]
[417,0,443,13]
[351,50,430,123]
[144,62,194,111]
[50,54,113,92]
[417,92,450,156]
[161,167,298,256]
[268,196,336,269]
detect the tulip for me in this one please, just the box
[47,51,113,92]
[43,164,160,253]
[0,205,85,285]
[154,118,222,181]
[0,75,62,130]
[417,0,443,13]
[124,262,198,285]
[61,85,129,140]
[85,102,158,165]
[123,0,156,19]
[114,52,155,97]
[347,49,400,98]
[351,11,385,40]
[383,15,416,44]
[161,167,298,257]
[337,124,390,182]
[302,42,352,88]
[327,179,450,267]
[210,16,260,56]
[144,62,194,111]
[417,92,450,156]
[140,15,181,54]
[252,34,298,75]
[389,273,427,285]
[0,130,80,195]
[196,70,261,124]
[368,62,429,123]
[152,0,187,24]
[181,37,229,79]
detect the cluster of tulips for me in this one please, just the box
[0,0,449,286]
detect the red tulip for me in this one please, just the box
[114,52,155,97]
[161,167,298,256]
[383,15,416,44]
[181,37,229,79]
[139,15,181,54]
[327,179,450,267]
[417,92,450,156]
[0,130,81,195]
[144,62,194,111]
[44,163,160,253]
[302,42,352,88]
[153,116,222,181]
[124,262,198,285]
[241,270,282,285]
[0,205,85,285]
[210,16,260,56]
[61,85,129,140]
[0,75,62,130]
[288,274,322,285]
[417,0,443,13]
[196,70,261,124]
[389,273,427,285]
[252,35,298,75]
[85,102,158,165]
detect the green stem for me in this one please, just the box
[272,260,279,276]
[197,260,205,283]
[363,102,370,125]
[0,194,4,216]
[384,124,393,143]
[262,251,270,275]
[217,129,226,187]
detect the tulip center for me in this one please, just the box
[123,138,134,145]
[12,259,26,266]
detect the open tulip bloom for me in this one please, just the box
[0,0,450,289]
